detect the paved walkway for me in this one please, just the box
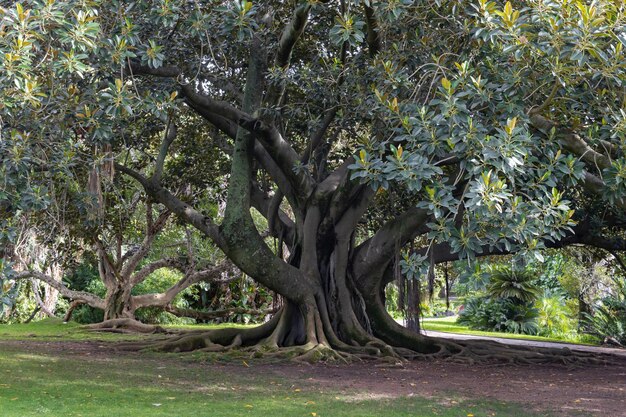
[421,329,626,358]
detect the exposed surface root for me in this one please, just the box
[108,318,617,365]
[445,339,612,366]
[362,291,618,365]
[95,300,619,366]
[84,318,170,334]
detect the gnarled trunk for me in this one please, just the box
[103,284,134,321]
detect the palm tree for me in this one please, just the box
[486,265,541,304]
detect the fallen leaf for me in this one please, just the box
[244,404,253,408]
[242,361,249,367]
[311,413,317,416]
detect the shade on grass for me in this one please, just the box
[0,320,554,417]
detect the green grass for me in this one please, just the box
[0,319,554,417]
[0,318,143,342]
[421,316,597,345]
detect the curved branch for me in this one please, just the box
[130,257,185,287]
[184,96,239,140]
[183,84,314,199]
[14,271,105,309]
[353,207,430,279]
[132,261,235,309]
[266,2,312,105]
[250,185,296,244]
[115,163,225,247]
[275,3,311,68]
[119,206,171,280]
[529,113,611,170]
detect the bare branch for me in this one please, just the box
[132,261,235,309]
[14,271,105,309]
[93,238,119,287]
[129,257,185,287]
[115,163,225,248]
[119,205,171,280]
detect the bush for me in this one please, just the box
[583,282,626,346]
[535,294,577,339]
[486,265,541,303]
[458,296,539,335]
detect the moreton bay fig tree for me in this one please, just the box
[2,0,626,362]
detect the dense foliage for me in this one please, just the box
[584,279,626,346]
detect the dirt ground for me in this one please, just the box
[3,339,626,417]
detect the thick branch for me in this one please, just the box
[14,271,105,309]
[153,119,177,183]
[183,84,314,199]
[364,5,381,56]
[115,163,225,247]
[129,257,184,287]
[128,62,181,78]
[275,3,311,68]
[250,185,296,244]
[132,261,234,309]
[353,207,430,279]
[529,113,611,170]
[266,3,312,105]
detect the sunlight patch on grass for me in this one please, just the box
[420,316,597,345]
[0,318,142,342]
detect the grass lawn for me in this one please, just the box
[0,319,555,417]
[0,318,143,342]
[420,316,597,345]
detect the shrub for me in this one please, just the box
[583,282,626,346]
[535,294,577,338]
[486,265,541,304]
[458,296,539,335]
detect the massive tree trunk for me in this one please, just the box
[113,5,623,364]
